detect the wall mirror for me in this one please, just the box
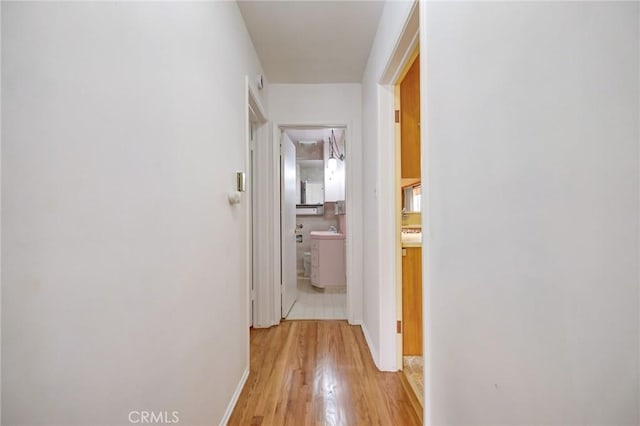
[403,183,421,212]
[282,126,346,211]
[298,158,324,205]
[294,137,324,206]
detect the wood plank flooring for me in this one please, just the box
[228,320,421,426]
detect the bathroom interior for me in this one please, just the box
[284,127,347,320]
[398,52,424,409]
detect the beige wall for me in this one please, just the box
[424,2,639,424]
[361,0,416,371]
[269,83,363,322]
[2,2,266,424]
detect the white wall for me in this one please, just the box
[2,2,266,425]
[269,84,363,324]
[423,2,639,425]
[361,0,415,371]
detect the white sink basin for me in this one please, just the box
[310,231,345,240]
[401,232,422,244]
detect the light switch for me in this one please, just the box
[236,172,246,192]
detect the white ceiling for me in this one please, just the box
[237,1,384,83]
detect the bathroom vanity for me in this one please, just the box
[310,231,346,288]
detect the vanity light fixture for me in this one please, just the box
[327,129,344,171]
[328,155,338,171]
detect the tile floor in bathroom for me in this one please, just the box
[286,276,347,320]
[403,356,424,406]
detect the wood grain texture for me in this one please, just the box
[402,247,423,355]
[400,54,421,179]
[229,321,421,426]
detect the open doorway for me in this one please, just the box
[395,49,424,409]
[280,126,348,320]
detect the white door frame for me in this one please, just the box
[263,122,357,325]
[247,121,284,328]
[245,77,271,334]
[375,0,421,380]
[377,1,430,422]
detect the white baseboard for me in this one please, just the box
[360,323,382,371]
[219,367,249,426]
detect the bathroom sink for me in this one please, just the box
[310,231,345,240]
[401,231,422,244]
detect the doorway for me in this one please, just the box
[280,126,348,320]
[395,51,424,407]
[245,78,269,332]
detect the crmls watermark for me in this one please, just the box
[128,411,180,424]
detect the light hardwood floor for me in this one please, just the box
[228,320,421,426]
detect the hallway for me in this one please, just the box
[3,2,639,425]
[229,321,421,425]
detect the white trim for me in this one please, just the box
[380,1,420,85]
[377,84,399,372]
[360,323,380,371]
[248,84,267,124]
[246,77,273,331]
[343,122,362,325]
[244,77,252,360]
[266,122,360,326]
[272,125,282,324]
[253,121,277,328]
[345,122,356,324]
[418,2,430,423]
[375,1,420,373]
[219,367,250,426]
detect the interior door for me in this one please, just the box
[402,247,423,355]
[281,133,298,317]
[250,121,255,327]
[400,54,421,180]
